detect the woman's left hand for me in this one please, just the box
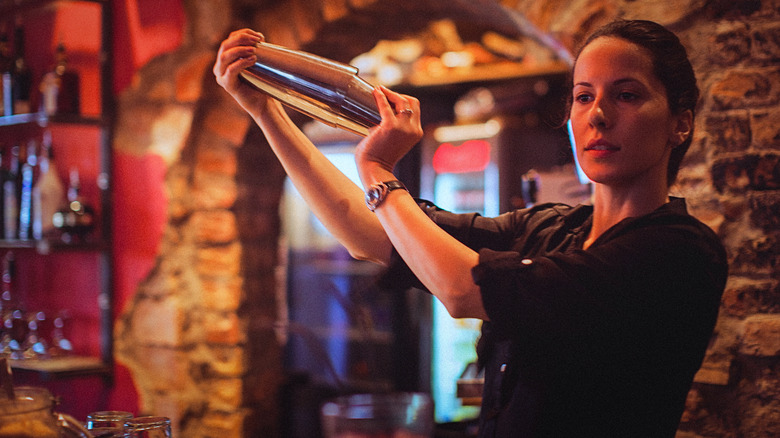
[355,86,423,180]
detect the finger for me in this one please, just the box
[380,86,412,114]
[406,97,421,120]
[226,51,257,77]
[372,87,397,121]
[218,29,263,60]
[229,28,264,45]
[215,45,257,78]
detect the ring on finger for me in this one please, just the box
[398,108,414,116]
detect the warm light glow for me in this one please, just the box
[433,119,501,143]
[432,139,491,174]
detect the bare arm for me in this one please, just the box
[215,29,487,319]
[214,29,391,264]
[356,89,488,320]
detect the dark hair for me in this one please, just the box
[571,20,699,186]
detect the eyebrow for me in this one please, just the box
[574,78,643,88]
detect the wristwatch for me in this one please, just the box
[365,180,407,212]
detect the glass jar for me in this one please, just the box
[321,392,434,438]
[0,386,90,438]
[124,416,171,438]
[87,410,134,429]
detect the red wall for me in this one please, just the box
[108,0,186,414]
[7,0,185,418]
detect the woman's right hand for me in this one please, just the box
[213,29,271,113]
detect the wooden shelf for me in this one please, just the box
[10,356,111,379]
[2,0,115,391]
[401,60,570,89]
[0,112,106,128]
[0,239,108,253]
[0,112,43,127]
[0,0,108,17]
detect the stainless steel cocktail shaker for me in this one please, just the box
[240,42,381,136]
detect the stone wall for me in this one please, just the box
[113,0,779,436]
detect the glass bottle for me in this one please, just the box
[18,139,37,240]
[0,31,12,117]
[32,130,64,240]
[3,145,19,240]
[40,42,80,116]
[0,148,5,235]
[52,168,94,243]
[11,21,32,115]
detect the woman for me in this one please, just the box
[214,20,727,437]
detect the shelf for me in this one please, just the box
[0,113,43,126]
[0,112,107,128]
[2,0,115,393]
[0,239,108,253]
[398,60,570,89]
[0,0,108,17]
[10,355,111,379]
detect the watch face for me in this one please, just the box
[365,184,388,211]
[366,187,381,208]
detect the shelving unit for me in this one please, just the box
[0,0,114,384]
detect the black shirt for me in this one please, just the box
[381,197,727,437]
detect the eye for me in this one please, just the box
[574,93,593,104]
[617,91,639,102]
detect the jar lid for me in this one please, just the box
[0,386,54,417]
[124,416,171,431]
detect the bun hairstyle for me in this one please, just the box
[571,20,700,186]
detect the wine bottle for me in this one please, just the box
[40,42,80,116]
[3,145,19,240]
[52,168,94,243]
[0,148,5,234]
[11,22,32,115]
[32,130,64,240]
[0,31,12,117]
[18,139,37,240]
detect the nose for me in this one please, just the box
[589,99,609,128]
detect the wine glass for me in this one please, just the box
[49,310,73,356]
[3,309,28,360]
[22,311,49,359]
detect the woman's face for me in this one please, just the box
[570,36,688,189]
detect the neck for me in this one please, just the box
[584,182,670,249]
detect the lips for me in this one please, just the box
[585,139,620,151]
[584,139,620,157]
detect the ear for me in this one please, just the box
[671,109,693,147]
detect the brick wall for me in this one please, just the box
[112,0,779,436]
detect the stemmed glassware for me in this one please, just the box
[0,308,73,361]
[49,310,73,357]
[1,309,26,360]
[22,311,49,359]
[0,251,73,361]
